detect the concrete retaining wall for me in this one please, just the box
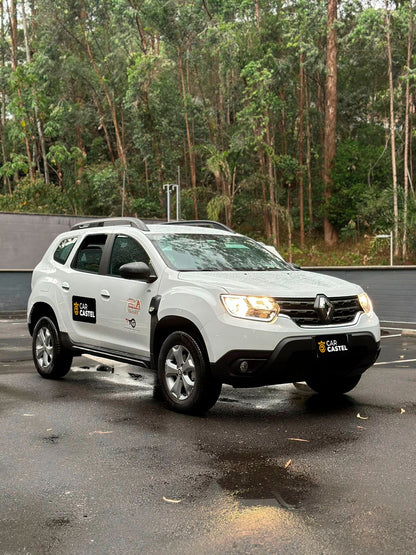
[307,266,416,324]
[0,212,98,270]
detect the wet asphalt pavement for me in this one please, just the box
[1,320,416,554]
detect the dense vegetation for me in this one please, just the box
[0,0,415,263]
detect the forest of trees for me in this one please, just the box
[0,0,415,262]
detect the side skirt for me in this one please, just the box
[61,332,153,369]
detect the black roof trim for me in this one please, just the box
[71,217,149,231]
[162,220,235,232]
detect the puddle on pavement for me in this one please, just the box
[215,452,315,510]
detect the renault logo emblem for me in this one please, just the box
[314,294,334,324]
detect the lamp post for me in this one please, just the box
[375,231,393,266]
[163,183,180,221]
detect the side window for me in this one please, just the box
[72,234,107,274]
[109,235,150,276]
[53,237,78,265]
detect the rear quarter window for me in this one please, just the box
[53,237,78,265]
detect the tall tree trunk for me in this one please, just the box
[305,71,313,230]
[178,45,198,218]
[0,0,10,192]
[255,0,260,32]
[385,2,399,257]
[91,90,115,163]
[298,53,305,248]
[402,0,413,260]
[258,144,271,240]
[287,187,292,262]
[266,121,278,247]
[21,0,50,184]
[80,0,126,169]
[8,0,34,181]
[323,0,338,245]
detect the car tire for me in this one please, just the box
[32,316,73,379]
[306,374,361,395]
[157,331,222,414]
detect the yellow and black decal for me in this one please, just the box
[316,335,348,356]
[72,296,96,324]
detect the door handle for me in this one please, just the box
[62,282,70,291]
[100,289,110,299]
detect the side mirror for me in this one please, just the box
[119,262,157,282]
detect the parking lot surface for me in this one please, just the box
[1,319,416,554]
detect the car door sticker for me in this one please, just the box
[127,298,141,314]
[72,296,97,324]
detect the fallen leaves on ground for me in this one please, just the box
[163,496,182,504]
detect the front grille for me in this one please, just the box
[277,296,363,327]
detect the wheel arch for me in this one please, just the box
[152,315,208,367]
[28,302,58,336]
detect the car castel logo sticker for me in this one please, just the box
[316,336,348,356]
[72,296,96,323]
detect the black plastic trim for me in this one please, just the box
[60,333,152,368]
[211,332,380,388]
[149,295,162,368]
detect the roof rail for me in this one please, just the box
[71,217,149,231]
[162,220,235,233]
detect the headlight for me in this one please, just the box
[221,295,280,322]
[358,292,373,314]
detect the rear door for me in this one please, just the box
[61,232,110,347]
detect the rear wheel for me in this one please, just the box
[306,374,361,395]
[32,317,73,379]
[157,331,221,414]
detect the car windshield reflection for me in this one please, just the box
[150,233,291,272]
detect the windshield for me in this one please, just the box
[150,233,291,272]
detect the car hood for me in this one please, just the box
[177,269,362,298]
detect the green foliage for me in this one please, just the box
[0,0,415,262]
[130,196,164,219]
[206,195,230,221]
[0,154,29,179]
[328,138,392,234]
[0,178,70,213]
[79,165,122,216]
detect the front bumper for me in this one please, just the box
[210,332,380,387]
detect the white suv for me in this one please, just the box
[27,217,380,413]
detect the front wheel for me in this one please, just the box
[157,331,221,414]
[32,317,73,379]
[306,374,361,395]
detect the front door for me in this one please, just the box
[96,234,158,357]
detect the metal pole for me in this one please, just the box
[375,232,394,266]
[390,230,393,266]
[177,167,181,221]
[163,184,171,222]
[121,168,126,217]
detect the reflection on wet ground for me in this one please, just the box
[215,452,315,509]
